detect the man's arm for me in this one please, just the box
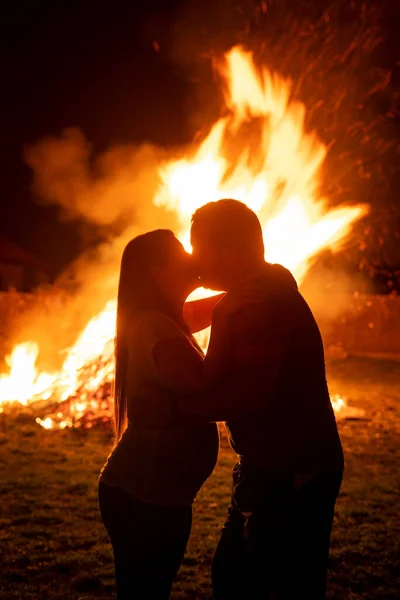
[172,300,292,422]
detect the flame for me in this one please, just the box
[155,48,364,280]
[330,394,346,413]
[0,46,366,426]
[0,343,56,406]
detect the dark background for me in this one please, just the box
[1,0,399,287]
[0,0,191,275]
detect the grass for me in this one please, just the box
[0,356,399,599]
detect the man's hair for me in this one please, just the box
[191,199,265,260]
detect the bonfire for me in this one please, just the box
[0,47,366,429]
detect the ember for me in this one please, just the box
[0,47,367,428]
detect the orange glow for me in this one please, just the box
[0,46,366,425]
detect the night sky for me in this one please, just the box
[1,1,194,276]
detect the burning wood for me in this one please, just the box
[0,47,367,428]
[34,357,114,430]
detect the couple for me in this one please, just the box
[98,199,344,599]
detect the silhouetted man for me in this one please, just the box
[182,199,344,599]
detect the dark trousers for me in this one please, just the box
[212,470,343,600]
[98,482,192,600]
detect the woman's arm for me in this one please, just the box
[151,287,266,393]
[148,286,261,393]
[173,298,293,421]
[128,280,279,426]
[130,299,293,426]
[151,309,233,393]
[183,293,225,333]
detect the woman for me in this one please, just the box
[98,229,261,599]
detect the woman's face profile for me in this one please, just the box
[151,239,199,299]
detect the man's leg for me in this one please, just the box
[212,504,250,600]
[291,472,343,599]
[212,472,293,600]
[276,472,343,600]
[212,472,342,600]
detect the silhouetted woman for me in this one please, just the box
[98,230,257,599]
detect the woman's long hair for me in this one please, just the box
[114,230,183,441]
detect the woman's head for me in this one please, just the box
[114,229,198,440]
[118,229,198,321]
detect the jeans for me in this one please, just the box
[212,470,343,600]
[98,482,192,600]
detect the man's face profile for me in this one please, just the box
[190,232,224,290]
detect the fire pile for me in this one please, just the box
[0,47,366,429]
[0,301,117,428]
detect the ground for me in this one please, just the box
[0,356,399,600]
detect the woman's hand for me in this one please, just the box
[212,273,270,321]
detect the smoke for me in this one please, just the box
[16,128,182,369]
[24,127,178,228]
[300,260,373,325]
[11,235,126,371]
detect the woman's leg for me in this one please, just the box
[98,482,192,599]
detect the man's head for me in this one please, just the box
[190,199,265,290]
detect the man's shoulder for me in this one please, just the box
[230,263,304,338]
[235,292,296,325]
[231,298,291,343]
[235,298,274,322]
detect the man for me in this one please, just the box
[136,199,344,598]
